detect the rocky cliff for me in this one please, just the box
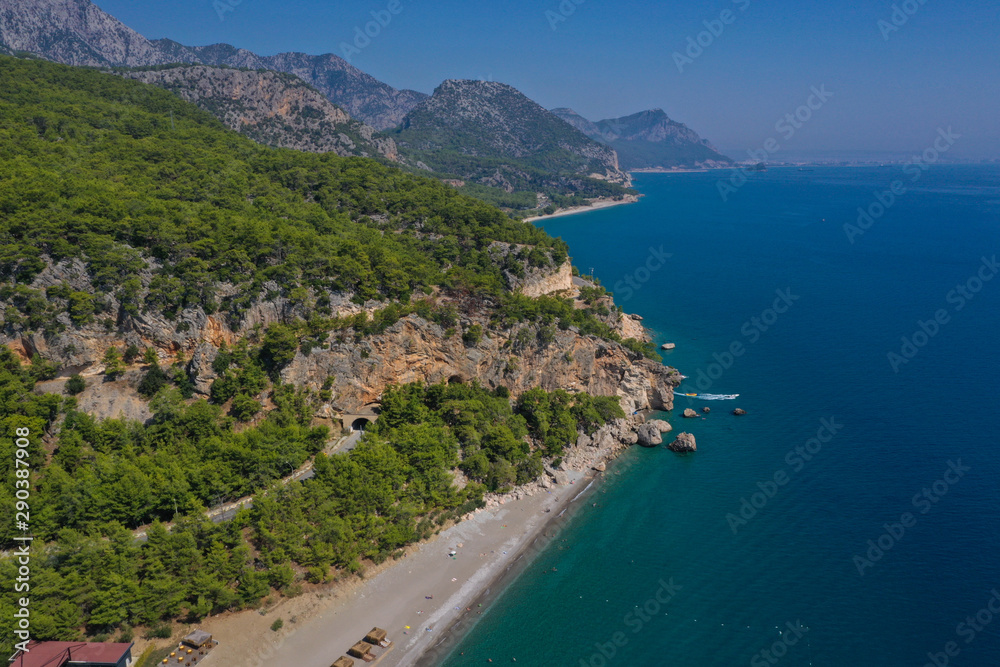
[552,107,733,170]
[117,66,397,159]
[8,256,678,423]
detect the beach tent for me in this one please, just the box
[364,628,388,645]
[331,657,354,667]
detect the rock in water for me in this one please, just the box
[733,408,747,416]
[636,423,663,447]
[593,462,607,472]
[668,433,697,453]
[647,419,673,433]
[702,407,711,414]
[683,408,698,418]
[661,342,676,350]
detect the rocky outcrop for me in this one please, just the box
[7,255,680,423]
[733,408,747,416]
[647,419,673,434]
[668,432,697,453]
[509,260,573,298]
[683,408,698,418]
[281,315,679,415]
[117,66,397,160]
[636,423,662,447]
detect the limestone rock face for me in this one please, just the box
[668,432,697,453]
[118,66,398,160]
[636,423,663,447]
[4,257,680,425]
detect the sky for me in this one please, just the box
[96,0,1000,158]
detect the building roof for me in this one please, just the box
[9,641,133,667]
[181,630,212,647]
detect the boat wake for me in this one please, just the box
[677,392,740,400]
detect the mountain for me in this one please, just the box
[0,0,182,67]
[153,42,428,130]
[116,65,397,159]
[0,0,425,129]
[551,107,733,170]
[392,80,631,206]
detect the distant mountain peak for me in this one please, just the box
[551,107,732,170]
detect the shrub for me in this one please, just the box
[65,374,86,395]
[270,618,284,632]
[462,324,483,347]
[230,394,261,422]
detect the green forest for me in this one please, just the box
[0,56,568,326]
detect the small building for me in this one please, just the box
[347,642,373,661]
[180,631,213,649]
[363,628,389,648]
[331,658,355,667]
[8,641,134,667]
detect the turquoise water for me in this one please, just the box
[440,166,1000,666]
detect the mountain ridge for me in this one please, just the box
[115,64,398,159]
[0,0,425,129]
[551,107,733,169]
[391,79,632,207]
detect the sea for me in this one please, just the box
[439,165,1000,666]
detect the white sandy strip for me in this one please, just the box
[523,196,638,223]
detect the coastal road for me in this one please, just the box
[135,429,366,539]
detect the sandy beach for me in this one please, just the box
[195,467,600,667]
[523,195,639,223]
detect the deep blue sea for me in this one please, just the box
[441,166,1000,666]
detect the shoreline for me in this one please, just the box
[523,194,639,222]
[194,429,638,667]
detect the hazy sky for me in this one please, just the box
[98,0,999,158]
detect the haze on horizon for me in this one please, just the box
[100,0,999,159]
